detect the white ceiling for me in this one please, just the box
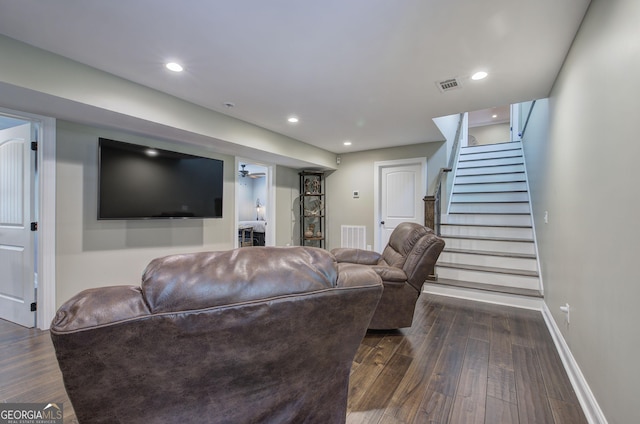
[0,0,590,153]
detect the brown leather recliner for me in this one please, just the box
[332,222,445,330]
[50,246,382,424]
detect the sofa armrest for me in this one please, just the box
[50,285,151,333]
[371,266,407,283]
[336,263,383,290]
[331,248,381,265]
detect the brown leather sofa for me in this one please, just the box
[50,246,382,424]
[332,222,445,330]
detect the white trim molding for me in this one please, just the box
[541,304,608,424]
[37,116,56,330]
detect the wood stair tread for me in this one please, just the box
[441,234,534,243]
[441,222,533,228]
[442,248,537,259]
[437,261,539,277]
[432,278,544,298]
[447,212,531,216]
[459,162,524,169]
[453,190,528,195]
[453,181,527,185]
[459,156,524,162]
[451,200,530,203]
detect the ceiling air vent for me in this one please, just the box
[436,78,461,93]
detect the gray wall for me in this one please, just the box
[523,0,640,422]
[469,123,510,145]
[325,141,446,251]
[274,165,301,247]
[55,121,235,305]
[55,121,306,306]
[54,119,445,304]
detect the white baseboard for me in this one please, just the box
[541,304,607,424]
[422,284,607,424]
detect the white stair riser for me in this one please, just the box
[456,164,525,176]
[440,252,538,272]
[460,142,522,154]
[453,182,528,193]
[455,173,525,184]
[451,192,529,203]
[444,141,542,294]
[449,202,530,214]
[441,225,533,240]
[442,237,536,255]
[436,267,540,291]
[459,150,523,162]
[442,213,532,227]
[458,157,523,168]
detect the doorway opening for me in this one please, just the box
[235,158,275,248]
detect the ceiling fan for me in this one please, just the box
[239,164,266,179]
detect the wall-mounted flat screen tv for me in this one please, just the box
[98,138,224,219]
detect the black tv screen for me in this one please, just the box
[98,138,224,219]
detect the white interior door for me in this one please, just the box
[375,158,426,252]
[0,122,36,327]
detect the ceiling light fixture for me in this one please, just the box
[145,148,159,157]
[165,62,184,72]
[287,116,299,123]
[343,141,352,146]
[471,71,488,80]
[492,114,498,118]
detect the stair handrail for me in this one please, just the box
[519,99,537,139]
[424,113,464,235]
[446,113,464,172]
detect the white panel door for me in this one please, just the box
[0,123,35,327]
[376,159,426,251]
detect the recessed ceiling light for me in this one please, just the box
[343,141,352,146]
[145,148,159,157]
[287,116,299,123]
[492,114,498,118]
[165,62,184,72]
[471,71,488,80]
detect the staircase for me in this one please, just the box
[435,141,542,298]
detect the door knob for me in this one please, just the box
[380,221,385,225]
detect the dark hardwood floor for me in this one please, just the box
[0,294,586,424]
[347,295,587,424]
[0,318,78,423]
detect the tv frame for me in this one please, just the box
[97,138,224,220]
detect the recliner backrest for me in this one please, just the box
[380,222,443,291]
[50,246,383,424]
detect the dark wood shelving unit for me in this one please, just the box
[299,171,325,248]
